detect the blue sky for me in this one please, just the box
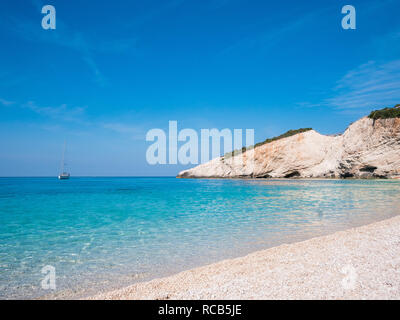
[0,0,399,176]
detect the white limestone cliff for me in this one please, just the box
[177,116,400,179]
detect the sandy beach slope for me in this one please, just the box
[90,215,400,300]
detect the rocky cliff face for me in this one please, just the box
[177,116,400,179]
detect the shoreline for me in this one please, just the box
[177,177,400,181]
[89,214,400,300]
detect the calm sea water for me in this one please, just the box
[1,177,400,299]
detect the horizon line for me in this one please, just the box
[0,175,177,178]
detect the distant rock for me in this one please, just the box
[177,111,400,179]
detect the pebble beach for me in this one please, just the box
[91,215,400,300]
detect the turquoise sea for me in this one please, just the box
[1,177,400,299]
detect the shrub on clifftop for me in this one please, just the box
[368,105,400,120]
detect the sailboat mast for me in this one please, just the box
[58,141,70,179]
[61,141,66,173]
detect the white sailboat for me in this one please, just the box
[58,141,70,180]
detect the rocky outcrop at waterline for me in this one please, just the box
[177,106,400,179]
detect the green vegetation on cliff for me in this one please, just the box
[224,128,312,159]
[253,128,313,148]
[368,104,400,120]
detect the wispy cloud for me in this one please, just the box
[297,59,400,113]
[22,101,87,122]
[2,2,137,87]
[0,98,15,106]
[219,10,321,56]
[6,17,108,86]
[326,60,400,110]
[3,97,146,140]
[295,0,400,113]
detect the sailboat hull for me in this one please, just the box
[58,174,70,180]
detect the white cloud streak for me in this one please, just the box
[2,98,145,140]
[0,98,15,106]
[3,2,136,87]
[326,60,400,110]
[23,101,87,122]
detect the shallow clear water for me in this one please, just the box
[1,177,400,299]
